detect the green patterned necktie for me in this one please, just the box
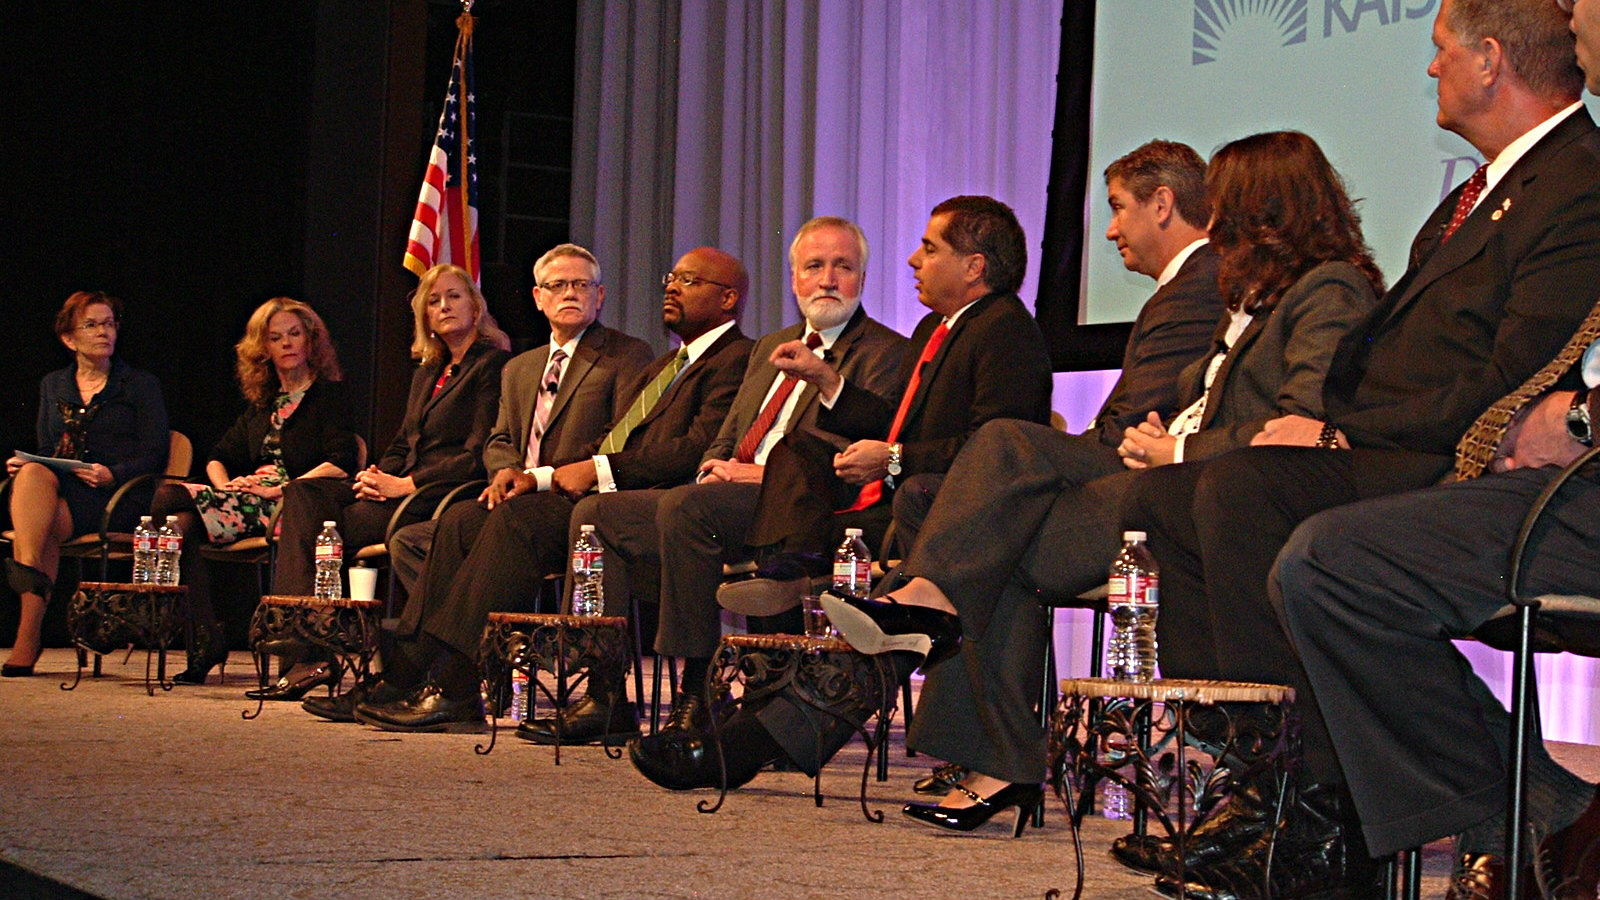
[597,347,688,455]
[1454,295,1600,480]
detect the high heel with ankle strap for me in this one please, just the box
[902,782,1044,837]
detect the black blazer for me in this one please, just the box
[1327,108,1600,456]
[1088,244,1224,448]
[210,378,359,478]
[377,340,510,486]
[821,292,1053,478]
[35,358,169,485]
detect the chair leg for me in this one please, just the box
[1504,604,1537,900]
[901,677,916,757]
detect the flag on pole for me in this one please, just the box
[403,11,479,283]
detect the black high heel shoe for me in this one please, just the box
[821,590,962,669]
[902,782,1044,837]
[245,660,341,701]
[3,561,54,677]
[173,621,227,685]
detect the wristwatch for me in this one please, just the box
[1566,389,1594,446]
[885,442,903,487]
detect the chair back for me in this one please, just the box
[166,431,193,478]
[354,434,368,473]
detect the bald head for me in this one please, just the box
[662,246,747,342]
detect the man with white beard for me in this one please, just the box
[518,216,909,746]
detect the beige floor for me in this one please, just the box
[1,648,1593,900]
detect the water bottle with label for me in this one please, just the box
[570,524,604,616]
[313,521,343,600]
[132,516,157,584]
[832,527,871,596]
[1107,530,1160,682]
[155,515,183,585]
[510,669,529,722]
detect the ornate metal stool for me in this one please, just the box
[244,596,382,719]
[477,612,631,761]
[699,633,901,822]
[65,581,189,695]
[1049,677,1297,898]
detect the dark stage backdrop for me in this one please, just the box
[5,0,576,479]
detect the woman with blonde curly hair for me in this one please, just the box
[155,297,359,684]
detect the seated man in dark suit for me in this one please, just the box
[1113,1,1600,895]
[302,243,652,723]
[516,216,909,746]
[350,247,754,733]
[628,195,1055,789]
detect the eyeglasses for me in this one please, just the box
[539,279,597,294]
[662,272,736,290]
[75,318,119,333]
[1557,0,1574,12]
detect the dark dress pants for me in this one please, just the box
[273,477,420,595]
[1120,445,1452,785]
[1276,467,1599,856]
[743,430,890,558]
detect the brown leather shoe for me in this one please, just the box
[1445,852,1505,900]
[1533,784,1600,899]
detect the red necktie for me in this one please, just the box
[733,332,823,463]
[840,321,950,512]
[1441,164,1488,244]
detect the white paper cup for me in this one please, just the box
[347,565,378,601]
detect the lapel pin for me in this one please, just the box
[1492,198,1512,221]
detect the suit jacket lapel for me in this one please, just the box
[1198,314,1264,429]
[900,295,991,431]
[635,326,738,432]
[547,328,602,429]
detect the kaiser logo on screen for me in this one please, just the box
[1193,0,1308,65]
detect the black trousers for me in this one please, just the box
[272,477,424,595]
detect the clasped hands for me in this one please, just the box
[219,464,286,500]
[353,466,415,502]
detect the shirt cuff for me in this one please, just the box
[1172,434,1188,464]
[593,454,617,493]
[819,376,846,409]
[533,466,554,493]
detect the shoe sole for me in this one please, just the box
[352,709,488,734]
[820,595,931,658]
[516,729,641,747]
[716,575,826,616]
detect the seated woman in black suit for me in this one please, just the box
[822,131,1386,839]
[250,264,511,701]
[158,297,359,685]
[4,291,169,676]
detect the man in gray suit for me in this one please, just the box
[304,243,652,722]
[518,217,909,745]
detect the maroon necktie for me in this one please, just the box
[733,332,823,463]
[1441,164,1488,244]
[840,321,950,512]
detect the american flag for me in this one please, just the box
[403,13,479,283]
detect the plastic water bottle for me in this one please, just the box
[1107,530,1160,682]
[313,521,343,600]
[155,515,183,585]
[832,527,871,596]
[1099,779,1134,821]
[570,524,604,616]
[510,669,529,723]
[132,516,157,584]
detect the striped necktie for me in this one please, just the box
[1454,295,1600,480]
[598,347,688,455]
[733,332,823,463]
[524,348,567,469]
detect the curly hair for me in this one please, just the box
[409,264,511,367]
[1206,131,1385,314]
[235,297,343,407]
[55,290,123,338]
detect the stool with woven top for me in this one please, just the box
[476,611,631,762]
[64,581,189,695]
[244,596,382,719]
[1050,677,1298,897]
[698,633,901,822]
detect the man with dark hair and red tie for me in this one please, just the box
[518,216,910,746]
[1092,0,1600,896]
[627,195,1054,789]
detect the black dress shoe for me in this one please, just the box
[902,783,1044,838]
[517,696,641,746]
[1532,783,1600,899]
[821,590,961,669]
[354,682,486,733]
[1445,852,1506,900]
[1,662,37,677]
[627,712,777,791]
[717,552,831,616]
[1109,773,1275,875]
[302,677,404,723]
[913,762,970,796]
[658,690,733,737]
[245,661,340,701]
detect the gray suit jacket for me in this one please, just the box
[1179,260,1378,462]
[481,323,655,475]
[702,306,909,463]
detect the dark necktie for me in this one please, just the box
[525,348,567,468]
[1454,295,1600,480]
[1441,164,1488,244]
[841,321,950,511]
[733,332,823,463]
[598,347,688,455]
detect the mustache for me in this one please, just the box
[802,290,846,304]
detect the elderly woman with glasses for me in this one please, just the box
[3,291,169,677]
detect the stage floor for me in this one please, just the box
[1,648,1593,899]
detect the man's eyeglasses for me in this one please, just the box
[75,318,119,333]
[1557,0,1573,13]
[662,272,736,290]
[539,279,597,294]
